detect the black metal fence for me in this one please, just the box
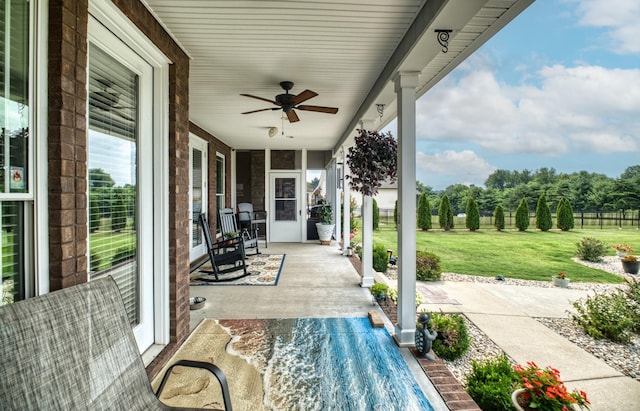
[374,209,640,229]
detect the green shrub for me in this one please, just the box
[466,355,518,411]
[428,312,470,360]
[515,198,529,231]
[571,291,636,343]
[624,281,640,333]
[438,194,454,231]
[416,250,442,281]
[576,237,606,262]
[372,243,389,272]
[111,193,127,232]
[556,197,575,231]
[417,193,432,231]
[494,205,505,231]
[465,198,480,232]
[535,193,552,231]
[111,246,135,266]
[372,198,379,231]
[393,200,398,228]
[90,250,102,272]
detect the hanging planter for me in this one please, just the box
[346,129,397,197]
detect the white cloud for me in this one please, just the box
[571,0,640,54]
[416,150,496,188]
[417,62,640,155]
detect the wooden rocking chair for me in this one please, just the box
[198,213,250,282]
[219,207,260,256]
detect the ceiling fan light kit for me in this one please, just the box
[241,81,338,123]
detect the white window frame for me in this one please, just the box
[88,1,171,354]
[216,152,225,211]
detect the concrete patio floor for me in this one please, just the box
[188,242,449,411]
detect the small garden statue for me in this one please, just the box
[415,313,438,360]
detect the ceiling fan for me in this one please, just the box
[241,81,338,123]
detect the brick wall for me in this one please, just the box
[189,121,232,234]
[48,0,89,290]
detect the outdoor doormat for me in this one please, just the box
[152,318,435,410]
[190,254,285,286]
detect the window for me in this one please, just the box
[1,0,31,305]
[216,153,225,210]
[87,45,139,323]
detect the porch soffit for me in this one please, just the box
[141,0,534,153]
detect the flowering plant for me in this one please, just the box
[612,243,633,252]
[556,272,567,280]
[622,254,638,262]
[513,362,590,411]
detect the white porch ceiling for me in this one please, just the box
[142,0,533,154]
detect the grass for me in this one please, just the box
[371,224,636,283]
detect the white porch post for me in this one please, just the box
[360,119,376,287]
[341,147,351,255]
[361,195,374,287]
[394,71,419,346]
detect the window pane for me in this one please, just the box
[88,45,139,325]
[0,0,30,194]
[1,202,24,305]
[216,154,224,210]
[192,148,202,246]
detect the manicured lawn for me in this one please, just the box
[371,224,636,283]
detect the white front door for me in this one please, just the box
[189,135,208,261]
[270,172,302,242]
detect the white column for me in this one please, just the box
[341,148,351,255]
[361,195,374,287]
[359,119,376,287]
[393,71,420,346]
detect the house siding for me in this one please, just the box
[47,0,192,379]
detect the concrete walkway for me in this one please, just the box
[415,280,640,411]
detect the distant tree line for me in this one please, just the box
[416,165,640,217]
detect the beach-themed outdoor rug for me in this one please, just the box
[152,318,434,411]
[190,254,285,286]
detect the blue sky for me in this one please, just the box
[385,0,640,190]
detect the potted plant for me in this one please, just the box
[552,271,570,288]
[512,362,590,411]
[315,202,335,244]
[369,282,389,302]
[346,129,397,197]
[612,243,633,257]
[621,254,639,274]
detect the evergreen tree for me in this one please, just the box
[89,194,100,233]
[515,198,529,231]
[557,197,575,231]
[372,198,380,230]
[393,200,398,228]
[494,205,505,231]
[417,193,432,231]
[465,198,480,231]
[111,193,127,232]
[535,193,553,231]
[438,194,454,231]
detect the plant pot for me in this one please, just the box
[512,389,534,411]
[616,250,628,257]
[315,223,335,244]
[622,260,640,275]
[552,276,570,288]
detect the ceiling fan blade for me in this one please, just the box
[286,109,300,123]
[290,89,318,105]
[242,108,279,114]
[296,105,339,114]
[240,93,277,105]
